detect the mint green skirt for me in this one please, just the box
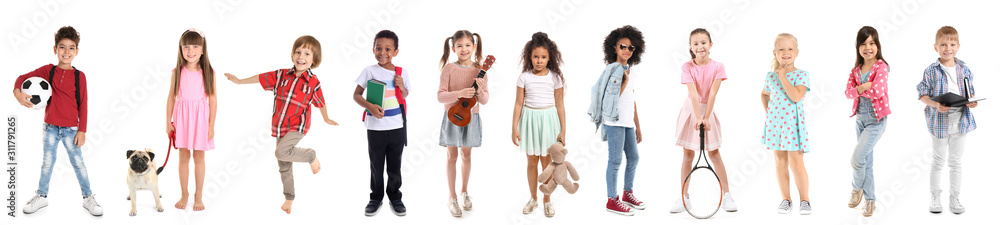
[518,106,561,156]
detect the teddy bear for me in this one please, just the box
[538,143,580,195]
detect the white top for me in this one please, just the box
[355,65,412,131]
[942,65,960,94]
[516,70,564,108]
[604,72,635,128]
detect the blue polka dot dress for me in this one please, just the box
[761,69,810,152]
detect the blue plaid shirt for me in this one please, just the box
[916,58,976,138]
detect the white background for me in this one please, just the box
[2,0,997,225]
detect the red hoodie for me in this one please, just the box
[13,64,88,132]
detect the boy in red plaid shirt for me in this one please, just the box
[225,35,339,214]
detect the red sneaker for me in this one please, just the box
[622,190,646,210]
[606,197,636,216]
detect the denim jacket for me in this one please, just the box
[588,62,628,141]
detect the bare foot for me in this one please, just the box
[310,158,321,174]
[281,200,293,214]
[193,198,205,211]
[175,195,188,209]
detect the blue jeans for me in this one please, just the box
[851,112,887,200]
[605,125,639,199]
[37,123,92,197]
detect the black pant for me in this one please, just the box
[368,128,405,201]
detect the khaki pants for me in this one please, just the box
[275,131,316,200]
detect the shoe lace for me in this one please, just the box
[614,200,630,210]
[625,192,640,203]
[28,196,41,205]
[84,196,100,208]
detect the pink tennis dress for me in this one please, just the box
[172,67,214,150]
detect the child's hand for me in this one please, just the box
[224,73,240,84]
[557,131,566,146]
[166,123,175,137]
[368,105,385,119]
[474,78,486,95]
[74,131,86,148]
[936,103,950,113]
[394,76,404,88]
[695,119,711,131]
[208,128,214,140]
[636,127,643,144]
[13,89,34,108]
[858,82,873,93]
[511,129,520,146]
[967,102,978,108]
[324,118,339,126]
[458,88,476,98]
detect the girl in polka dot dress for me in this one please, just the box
[760,33,812,215]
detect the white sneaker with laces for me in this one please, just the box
[461,192,472,211]
[23,195,48,214]
[82,195,103,216]
[669,197,689,213]
[722,192,738,212]
[950,196,965,214]
[929,194,943,213]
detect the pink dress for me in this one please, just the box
[675,60,726,151]
[172,67,214,150]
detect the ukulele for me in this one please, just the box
[447,55,496,127]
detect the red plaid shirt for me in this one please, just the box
[259,68,326,138]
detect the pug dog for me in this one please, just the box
[126,148,163,216]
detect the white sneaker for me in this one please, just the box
[543,202,555,217]
[929,194,943,213]
[448,198,462,217]
[522,199,537,215]
[777,199,792,214]
[461,192,472,211]
[950,196,965,214]
[799,200,812,215]
[23,195,48,214]
[722,192,738,212]
[82,195,103,216]
[669,196,689,213]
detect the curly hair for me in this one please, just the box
[54,26,80,46]
[602,25,644,65]
[374,29,399,49]
[520,32,563,81]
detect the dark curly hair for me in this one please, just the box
[603,25,644,65]
[54,26,80,46]
[520,32,563,81]
[374,30,399,49]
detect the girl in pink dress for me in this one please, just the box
[166,28,217,211]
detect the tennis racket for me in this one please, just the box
[681,124,723,219]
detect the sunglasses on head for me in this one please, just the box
[619,44,636,52]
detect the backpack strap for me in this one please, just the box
[395,66,407,146]
[74,67,81,111]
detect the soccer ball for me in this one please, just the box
[20,77,52,109]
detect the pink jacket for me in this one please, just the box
[845,59,891,120]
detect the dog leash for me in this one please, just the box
[156,124,176,174]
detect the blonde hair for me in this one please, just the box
[935,26,959,43]
[771,33,798,72]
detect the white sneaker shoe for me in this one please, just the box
[82,195,103,216]
[669,197,689,213]
[461,192,472,211]
[448,198,462,217]
[950,196,965,214]
[722,192,738,212]
[23,195,48,214]
[929,194,943,213]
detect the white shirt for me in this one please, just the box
[355,65,412,131]
[604,72,635,128]
[516,70,564,108]
[942,65,960,94]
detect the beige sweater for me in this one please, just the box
[437,62,490,113]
